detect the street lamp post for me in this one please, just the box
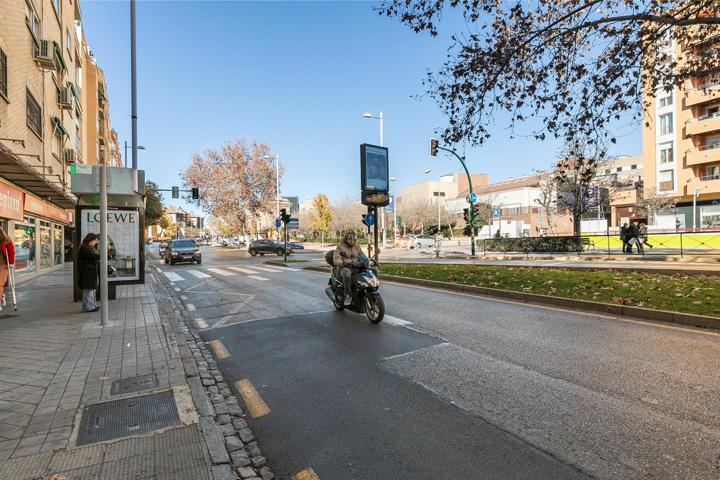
[692,187,700,231]
[124,141,145,168]
[363,111,386,248]
[390,177,398,244]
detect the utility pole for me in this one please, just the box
[130,0,138,189]
[99,162,108,326]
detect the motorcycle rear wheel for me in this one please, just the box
[365,294,385,324]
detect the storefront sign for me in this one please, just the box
[80,209,140,281]
[0,183,24,221]
[24,195,70,224]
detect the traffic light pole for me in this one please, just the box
[435,145,476,256]
[373,206,380,265]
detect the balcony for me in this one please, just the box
[685,79,720,107]
[685,111,720,136]
[686,143,720,166]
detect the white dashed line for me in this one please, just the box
[163,272,184,282]
[187,269,211,278]
[194,318,208,329]
[207,268,234,276]
[226,266,258,275]
[186,303,196,312]
[248,275,269,281]
[383,316,413,327]
[248,266,278,273]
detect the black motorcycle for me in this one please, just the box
[325,253,385,323]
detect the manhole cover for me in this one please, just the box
[110,374,158,395]
[76,390,180,446]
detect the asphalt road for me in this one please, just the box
[150,245,720,480]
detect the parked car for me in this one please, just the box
[248,239,293,256]
[409,234,437,249]
[165,239,202,265]
[287,241,304,250]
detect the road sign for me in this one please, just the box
[287,218,299,230]
[384,195,395,213]
[467,192,477,204]
[365,212,375,226]
[394,228,400,240]
[275,218,282,229]
[492,207,502,218]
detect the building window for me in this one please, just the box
[25,0,40,40]
[658,91,673,108]
[616,167,623,172]
[631,164,638,170]
[66,29,72,56]
[52,0,60,16]
[76,125,81,152]
[26,89,42,137]
[659,143,673,163]
[0,48,7,99]
[659,113,673,135]
[706,166,720,179]
[658,170,674,191]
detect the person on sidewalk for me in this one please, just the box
[78,233,100,312]
[620,223,631,254]
[628,221,642,254]
[639,223,653,251]
[0,227,15,313]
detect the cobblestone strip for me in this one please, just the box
[152,271,276,480]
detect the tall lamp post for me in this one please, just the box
[390,177,398,242]
[692,187,700,231]
[363,111,386,248]
[124,141,145,168]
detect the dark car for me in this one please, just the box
[248,239,293,256]
[287,242,304,250]
[165,239,202,265]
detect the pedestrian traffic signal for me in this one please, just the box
[191,187,199,200]
[430,138,439,157]
[171,186,179,199]
[280,208,291,225]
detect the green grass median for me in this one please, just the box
[380,263,720,317]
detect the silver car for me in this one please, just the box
[410,234,437,249]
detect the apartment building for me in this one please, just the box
[0,0,119,279]
[600,155,645,228]
[642,28,720,230]
[396,172,488,209]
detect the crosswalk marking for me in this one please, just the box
[248,275,269,281]
[163,272,184,282]
[207,267,235,276]
[226,266,258,275]
[248,266,278,273]
[188,269,211,278]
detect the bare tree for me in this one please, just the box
[537,174,559,235]
[379,0,720,146]
[636,186,677,224]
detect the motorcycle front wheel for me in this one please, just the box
[364,294,385,324]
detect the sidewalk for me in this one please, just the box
[0,266,274,480]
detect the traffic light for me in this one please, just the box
[191,187,199,200]
[280,208,291,225]
[463,208,469,223]
[430,138,439,157]
[362,214,368,226]
[171,186,179,199]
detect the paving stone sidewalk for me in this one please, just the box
[0,266,274,480]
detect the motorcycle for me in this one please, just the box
[324,252,385,323]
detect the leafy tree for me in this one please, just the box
[184,139,280,232]
[310,193,333,245]
[144,181,163,225]
[158,210,176,239]
[379,0,720,145]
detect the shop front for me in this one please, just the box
[0,181,72,279]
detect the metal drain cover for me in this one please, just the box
[110,374,158,395]
[76,390,181,446]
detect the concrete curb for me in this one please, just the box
[303,265,719,330]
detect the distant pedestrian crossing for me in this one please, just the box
[161,264,303,283]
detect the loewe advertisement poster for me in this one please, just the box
[80,209,140,281]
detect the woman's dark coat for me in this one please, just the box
[77,244,100,290]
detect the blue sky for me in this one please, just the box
[81,1,642,212]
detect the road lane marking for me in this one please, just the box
[293,468,320,480]
[210,309,336,330]
[186,304,196,312]
[163,272,184,282]
[180,295,188,300]
[207,267,235,276]
[194,318,208,329]
[249,266,278,273]
[248,275,269,281]
[383,316,412,327]
[234,379,270,418]
[261,264,300,272]
[226,266,258,274]
[209,339,230,359]
[188,269,211,278]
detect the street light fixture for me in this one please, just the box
[362,111,385,246]
[124,141,145,168]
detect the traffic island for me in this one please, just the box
[376,264,720,330]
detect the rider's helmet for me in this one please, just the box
[344,231,357,244]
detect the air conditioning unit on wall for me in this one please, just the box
[58,87,72,109]
[34,40,57,69]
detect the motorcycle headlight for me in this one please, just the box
[369,277,379,287]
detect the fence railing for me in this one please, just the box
[479,231,720,257]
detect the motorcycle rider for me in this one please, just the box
[333,231,364,306]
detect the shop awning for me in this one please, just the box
[69,82,80,99]
[51,116,69,138]
[54,43,67,72]
[0,143,76,209]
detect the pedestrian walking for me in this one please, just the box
[639,223,653,250]
[78,233,100,313]
[628,221,642,254]
[0,228,15,313]
[620,223,631,254]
